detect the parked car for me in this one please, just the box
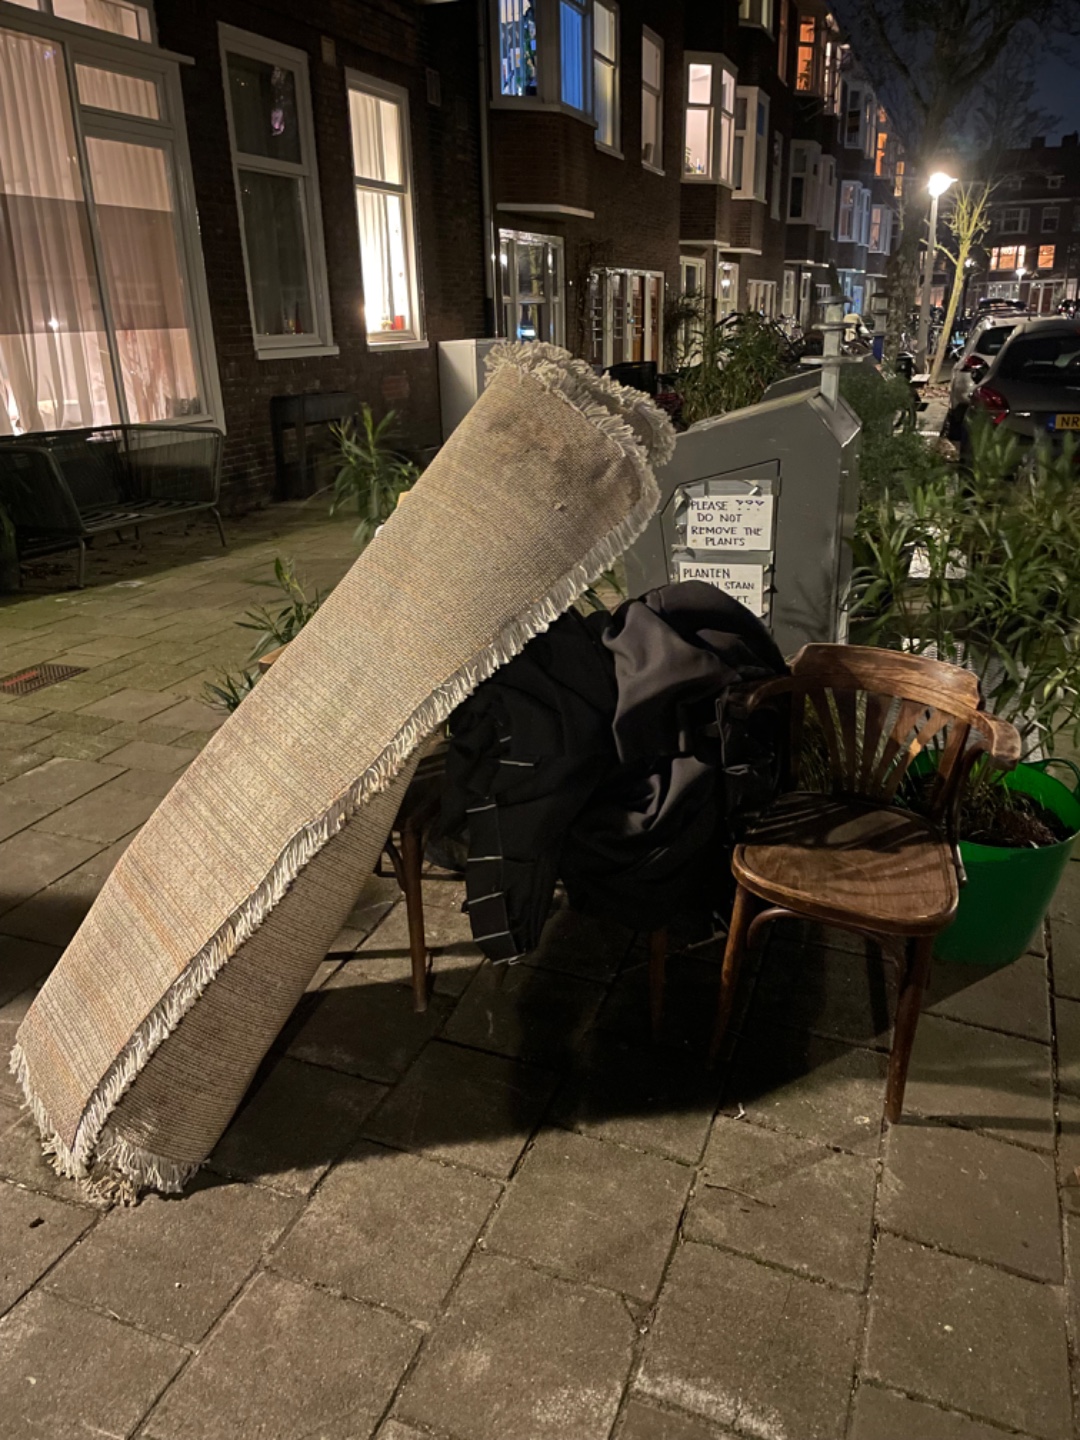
[944,312,1029,439]
[964,317,1080,454]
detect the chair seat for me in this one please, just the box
[734,791,959,936]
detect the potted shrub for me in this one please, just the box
[848,417,1080,965]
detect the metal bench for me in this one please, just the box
[0,423,226,586]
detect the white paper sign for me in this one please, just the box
[686,494,774,552]
[678,560,768,616]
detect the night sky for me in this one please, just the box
[1038,38,1080,142]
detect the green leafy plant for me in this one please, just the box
[203,668,260,714]
[839,364,940,507]
[330,405,419,550]
[203,558,323,712]
[676,313,794,425]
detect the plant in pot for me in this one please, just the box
[847,415,1080,965]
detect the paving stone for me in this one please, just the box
[397,1251,634,1440]
[850,1384,1039,1440]
[554,1034,721,1165]
[210,1056,385,1194]
[924,954,1051,1045]
[145,1271,418,1440]
[880,1123,1061,1281]
[0,756,123,809]
[750,937,896,1049]
[0,751,45,784]
[0,1113,108,1206]
[0,1289,186,1440]
[376,1423,428,1440]
[442,960,606,1065]
[864,1233,1071,1440]
[596,954,724,1054]
[0,1182,95,1315]
[0,796,56,843]
[27,730,138,761]
[32,776,158,844]
[487,1128,689,1299]
[33,710,115,736]
[1055,995,1080,1099]
[1051,907,1080,999]
[0,835,132,945]
[98,738,198,771]
[287,965,451,1084]
[106,766,180,799]
[51,633,157,659]
[48,1173,297,1344]
[1058,1093,1080,1214]
[689,1117,876,1289]
[0,830,101,917]
[618,1399,734,1439]
[722,1027,888,1155]
[0,719,56,749]
[273,1141,499,1320]
[637,1241,860,1438]
[902,1014,1055,1151]
[0,935,58,1007]
[523,906,632,982]
[149,696,226,731]
[28,680,128,713]
[364,1040,559,1178]
[354,899,482,995]
[78,687,185,722]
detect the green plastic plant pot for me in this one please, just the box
[935,759,1080,967]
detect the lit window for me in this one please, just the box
[1043,206,1060,233]
[682,53,736,183]
[641,28,663,171]
[796,16,816,92]
[222,27,334,355]
[823,33,841,114]
[733,87,769,200]
[869,204,893,253]
[499,230,564,343]
[1038,244,1056,269]
[587,266,664,366]
[746,279,777,316]
[559,0,590,111]
[37,0,153,40]
[0,20,217,434]
[893,158,905,199]
[739,0,774,32]
[593,0,619,151]
[499,0,538,97]
[348,74,423,346]
[990,245,1021,271]
[716,259,739,317]
[497,0,591,114]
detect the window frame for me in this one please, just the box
[640,26,664,174]
[0,3,223,430]
[498,228,565,344]
[999,206,1030,235]
[733,85,769,201]
[346,69,425,350]
[838,179,857,240]
[5,0,155,43]
[587,265,664,367]
[1038,243,1056,270]
[219,23,335,359]
[738,0,774,34]
[592,0,620,155]
[682,51,736,186]
[716,257,739,317]
[493,0,593,122]
[1042,205,1060,233]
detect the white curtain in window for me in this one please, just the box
[0,27,117,435]
[355,188,411,335]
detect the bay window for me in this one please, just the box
[0,8,218,435]
[739,0,774,31]
[496,0,591,117]
[641,28,663,171]
[221,26,333,356]
[348,72,423,346]
[593,0,619,152]
[499,229,564,343]
[869,204,893,254]
[841,81,874,153]
[838,180,857,240]
[682,53,736,185]
[788,140,821,223]
[733,87,769,201]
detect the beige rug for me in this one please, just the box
[11,344,673,1200]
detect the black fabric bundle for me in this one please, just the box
[441,581,787,961]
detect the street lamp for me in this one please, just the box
[916,170,957,372]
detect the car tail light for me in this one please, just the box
[960,355,987,372]
[971,385,1009,425]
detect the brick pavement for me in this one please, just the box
[0,512,1078,1439]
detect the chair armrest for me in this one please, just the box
[257,645,287,675]
[974,712,1022,772]
[744,675,795,712]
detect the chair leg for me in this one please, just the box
[648,928,667,1042]
[885,934,934,1124]
[709,884,756,1064]
[211,507,227,548]
[400,821,430,1014]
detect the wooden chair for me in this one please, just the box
[711,643,1021,1123]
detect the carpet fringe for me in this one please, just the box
[11,344,671,1198]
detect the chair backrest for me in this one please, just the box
[40,430,127,509]
[768,643,992,822]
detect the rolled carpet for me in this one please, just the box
[10,343,673,1201]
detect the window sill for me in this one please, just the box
[255,343,340,361]
[490,97,597,128]
[681,175,735,188]
[642,161,666,177]
[596,142,623,159]
[367,337,430,352]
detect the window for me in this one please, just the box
[716,259,739,316]
[788,145,808,220]
[1048,175,1063,190]
[1042,206,1060,233]
[822,32,841,114]
[857,187,871,246]
[841,81,873,152]
[593,0,619,152]
[682,54,735,183]
[838,180,857,240]
[641,28,663,170]
[221,27,333,356]
[587,267,664,365]
[770,130,783,220]
[739,0,774,32]
[796,15,819,93]
[999,207,1030,234]
[819,155,836,231]
[348,74,422,346]
[781,267,796,315]
[1005,173,1023,191]
[869,204,893,254]
[497,0,590,114]
[11,0,153,40]
[677,257,705,361]
[0,15,218,434]
[893,158,905,200]
[990,245,1024,271]
[997,331,1080,387]
[499,230,564,343]
[746,278,776,316]
[1038,244,1056,269]
[733,87,769,200]
[777,0,789,84]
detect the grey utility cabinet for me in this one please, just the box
[623,380,861,660]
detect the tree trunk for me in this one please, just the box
[929,241,968,385]
[884,200,926,368]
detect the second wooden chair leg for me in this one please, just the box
[709,884,756,1064]
[648,928,667,1042]
[400,822,430,1013]
[885,933,934,1124]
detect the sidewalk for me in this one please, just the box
[0,513,1077,1440]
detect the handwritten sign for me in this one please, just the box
[686,494,774,552]
[677,560,768,616]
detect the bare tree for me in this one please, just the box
[929,179,995,382]
[833,0,1080,361]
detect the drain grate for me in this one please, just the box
[0,663,87,697]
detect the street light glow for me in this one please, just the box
[927,171,957,198]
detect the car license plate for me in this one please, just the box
[1053,413,1080,431]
